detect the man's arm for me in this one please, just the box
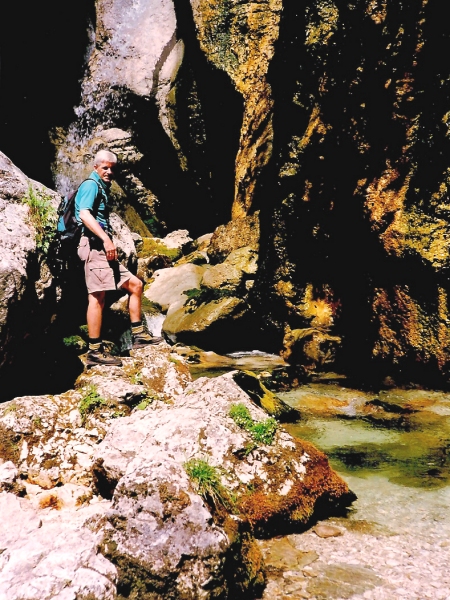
[80,210,117,261]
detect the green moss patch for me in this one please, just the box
[229,403,278,445]
[138,238,181,261]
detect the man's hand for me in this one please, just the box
[80,209,118,261]
[103,237,118,261]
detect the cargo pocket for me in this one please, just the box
[89,267,110,285]
[77,236,90,261]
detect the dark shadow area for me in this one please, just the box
[0,1,94,187]
[173,0,244,233]
[252,1,450,387]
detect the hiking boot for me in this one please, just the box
[86,349,123,367]
[132,332,164,348]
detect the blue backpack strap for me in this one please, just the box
[77,177,104,234]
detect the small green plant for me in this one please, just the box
[135,397,153,410]
[62,335,87,353]
[184,457,234,510]
[131,390,162,410]
[22,185,57,253]
[130,371,143,385]
[229,403,254,430]
[251,418,278,445]
[32,416,42,428]
[229,403,278,446]
[3,402,17,414]
[79,325,89,338]
[79,385,107,424]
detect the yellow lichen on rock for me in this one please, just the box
[190,0,282,219]
[372,286,450,369]
[305,1,339,46]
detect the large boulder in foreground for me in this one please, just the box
[0,344,354,599]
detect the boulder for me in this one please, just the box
[201,262,243,293]
[0,344,354,599]
[160,229,194,252]
[144,263,207,312]
[0,151,61,395]
[162,296,248,348]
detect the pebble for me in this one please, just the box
[259,474,450,600]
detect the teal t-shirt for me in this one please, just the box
[75,171,111,232]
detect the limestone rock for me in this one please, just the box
[0,152,60,380]
[0,491,117,599]
[0,344,354,598]
[225,246,259,275]
[109,212,138,272]
[94,372,354,534]
[201,262,243,293]
[100,461,236,598]
[196,233,214,251]
[160,229,194,252]
[145,263,207,312]
[162,296,248,346]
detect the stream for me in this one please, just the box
[187,349,450,600]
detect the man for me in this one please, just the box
[75,149,162,367]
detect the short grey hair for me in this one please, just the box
[94,149,118,165]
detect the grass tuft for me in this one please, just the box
[184,457,234,511]
[22,184,57,253]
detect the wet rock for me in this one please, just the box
[232,370,301,422]
[259,537,318,571]
[312,523,343,538]
[306,563,383,599]
[281,327,342,374]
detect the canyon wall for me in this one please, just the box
[2,0,450,384]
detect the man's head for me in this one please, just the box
[94,149,118,184]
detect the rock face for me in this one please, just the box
[4,1,450,383]
[252,2,450,384]
[0,344,354,599]
[0,152,61,399]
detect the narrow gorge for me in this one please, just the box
[1,1,450,599]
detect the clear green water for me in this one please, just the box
[279,383,450,490]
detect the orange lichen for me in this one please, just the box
[236,439,353,532]
[39,494,62,510]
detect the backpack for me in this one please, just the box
[52,178,102,274]
[56,177,102,242]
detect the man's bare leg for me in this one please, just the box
[120,275,143,323]
[121,275,163,346]
[87,291,105,339]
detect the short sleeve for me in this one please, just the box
[76,180,99,213]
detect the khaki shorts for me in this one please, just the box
[77,236,131,294]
